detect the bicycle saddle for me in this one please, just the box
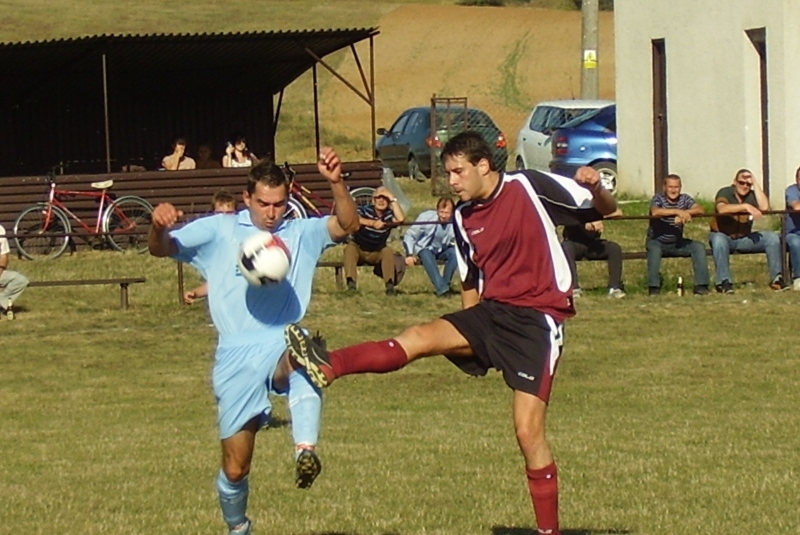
[91,180,114,189]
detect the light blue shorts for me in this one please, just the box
[213,331,286,440]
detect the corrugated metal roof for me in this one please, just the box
[0,28,379,106]
[0,28,379,176]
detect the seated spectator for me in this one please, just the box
[161,137,196,170]
[785,165,800,291]
[222,134,257,168]
[183,190,237,305]
[0,224,30,318]
[709,169,787,293]
[196,143,222,170]
[561,212,625,298]
[402,196,457,297]
[343,186,405,295]
[646,174,710,295]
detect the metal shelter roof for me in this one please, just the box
[0,28,379,176]
[0,28,379,106]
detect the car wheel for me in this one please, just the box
[515,156,526,171]
[592,161,617,196]
[408,155,427,182]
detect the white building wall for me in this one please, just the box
[615,0,800,204]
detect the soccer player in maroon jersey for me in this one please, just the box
[285,131,616,535]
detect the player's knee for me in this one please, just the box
[515,422,546,451]
[222,462,251,483]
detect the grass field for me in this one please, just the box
[2,179,799,534]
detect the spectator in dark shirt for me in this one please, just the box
[646,174,710,295]
[343,186,405,294]
[561,213,624,298]
[709,168,786,293]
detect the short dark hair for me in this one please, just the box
[440,131,495,171]
[211,189,236,208]
[246,159,289,195]
[665,173,681,182]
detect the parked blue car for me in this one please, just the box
[375,106,508,181]
[549,104,617,194]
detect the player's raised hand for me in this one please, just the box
[152,203,183,230]
[317,147,343,184]
[574,166,601,192]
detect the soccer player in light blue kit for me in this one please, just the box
[148,148,359,535]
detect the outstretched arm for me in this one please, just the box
[574,166,617,215]
[148,203,182,257]
[319,147,359,241]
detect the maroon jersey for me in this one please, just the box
[453,169,601,322]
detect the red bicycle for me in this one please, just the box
[13,173,153,260]
[282,162,375,219]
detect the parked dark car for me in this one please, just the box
[549,104,617,194]
[375,106,508,180]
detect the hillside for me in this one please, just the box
[320,4,615,157]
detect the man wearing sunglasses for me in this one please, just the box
[709,169,787,293]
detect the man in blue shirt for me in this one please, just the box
[785,165,800,291]
[148,149,358,535]
[403,197,458,296]
[646,174,710,295]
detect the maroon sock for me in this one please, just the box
[329,339,408,378]
[526,462,560,535]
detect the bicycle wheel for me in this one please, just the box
[13,204,71,260]
[103,195,153,253]
[285,197,308,219]
[350,187,375,209]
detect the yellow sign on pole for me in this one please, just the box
[583,49,598,69]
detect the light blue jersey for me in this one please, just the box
[170,210,334,438]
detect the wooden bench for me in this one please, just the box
[27,277,146,309]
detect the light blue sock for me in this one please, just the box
[216,469,249,528]
[288,370,322,448]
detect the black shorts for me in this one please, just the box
[441,300,564,401]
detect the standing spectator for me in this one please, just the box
[161,137,196,170]
[402,196,457,297]
[561,214,625,298]
[0,224,30,318]
[196,143,223,170]
[343,186,405,294]
[148,150,359,535]
[784,165,800,291]
[646,174,710,295]
[285,131,618,535]
[709,169,787,293]
[223,134,257,168]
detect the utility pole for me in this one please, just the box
[580,0,599,100]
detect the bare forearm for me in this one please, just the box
[148,227,176,257]
[754,189,770,211]
[717,203,751,215]
[330,181,359,234]
[591,186,617,215]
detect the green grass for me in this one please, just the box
[2,180,799,534]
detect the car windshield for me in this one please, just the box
[433,108,495,131]
[560,105,614,129]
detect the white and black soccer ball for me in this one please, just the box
[238,231,291,286]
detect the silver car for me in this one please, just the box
[514,99,613,171]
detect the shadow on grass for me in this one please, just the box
[493,528,632,535]
[266,415,289,429]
